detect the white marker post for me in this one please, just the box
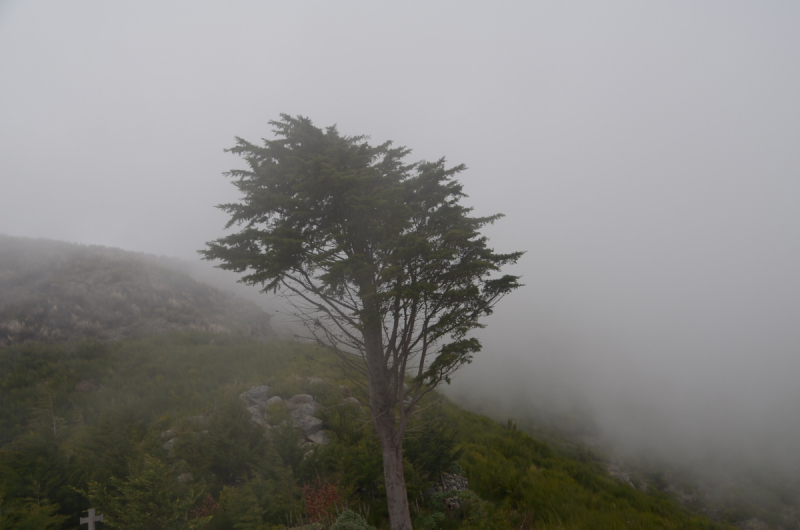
[80,508,104,530]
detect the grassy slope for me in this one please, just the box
[448,388,800,530]
[0,333,734,530]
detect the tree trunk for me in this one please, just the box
[379,432,413,530]
[360,286,413,530]
[367,357,414,530]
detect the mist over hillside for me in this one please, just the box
[444,282,800,472]
[0,235,273,346]
[444,315,800,525]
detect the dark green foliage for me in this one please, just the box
[0,334,308,529]
[330,509,373,530]
[403,404,462,481]
[201,395,277,481]
[449,404,736,529]
[87,455,208,530]
[217,472,302,530]
[0,334,742,530]
[0,498,66,530]
[219,482,265,530]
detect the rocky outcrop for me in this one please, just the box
[162,437,179,455]
[307,431,330,445]
[426,473,472,511]
[240,385,330,445]
[241,385,273,426]
[286,394,315,409]
[434,472,469,493]
[293,412,324,437]
[240,385,271,407]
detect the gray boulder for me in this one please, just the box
[240,385,271,407]
[284,394,325,437]
[434,472,469,492]
[247,405,268,426]
[291,402,318,417]
[342,396,367,414]
[162,437,178,454]
[286,394,314,410]
[308,430,331,445]
[294,414,324,436]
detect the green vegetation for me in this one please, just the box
[87,456,208,530]
[0,332,736,529]
[330,510,374,530]
[452,392,800,530]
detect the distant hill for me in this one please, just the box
[0,235,273,347]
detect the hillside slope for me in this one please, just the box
[0,240,741,529]
[447,381,800,530]
[0,334,734,530]
[0,235,273,347]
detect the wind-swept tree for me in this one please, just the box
[202,115,523,530]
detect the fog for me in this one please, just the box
[2,1,799,480]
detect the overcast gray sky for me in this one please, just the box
[2,1,799,474]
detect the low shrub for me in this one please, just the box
[331,509,374,530]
